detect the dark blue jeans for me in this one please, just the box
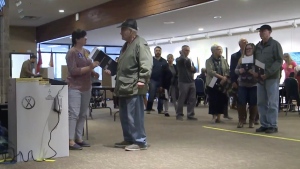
[146,79,163,112]
[238,86,257,106]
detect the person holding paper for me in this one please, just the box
[66,29,100,150]
[161,54,178,116]
[105,19,152,151]
[176,45,198,121]
[253,25,283,134]
[205,45,230,123]
[230,38,248,111]
[235,43,258,128]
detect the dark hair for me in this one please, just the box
[71,29,87,47]
[154,46,161,50]
[289,72,295,77]
[182,45,189,49]
[30,54,37,59]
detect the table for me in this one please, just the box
[89,86,114,119]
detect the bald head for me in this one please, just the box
[239,38,248,50]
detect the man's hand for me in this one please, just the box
[104,69,111,75]
[232,82,238,88]
[261,74,266,80]
[137,82,145,88]
[220,76,227,85]
[91,61,100,69]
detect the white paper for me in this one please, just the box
[165,89,168,97]
[255,59,265,69]
[242,55,253,64]
[209,76,218,88]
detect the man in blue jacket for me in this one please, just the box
[146,46,167,114]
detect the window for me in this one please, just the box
[84,46,105,53]
[39,44,69,53]
[106,47,122,54]
[55,53,67,78]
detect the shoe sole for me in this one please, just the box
[114,145,131,148]
[125,147,148,151]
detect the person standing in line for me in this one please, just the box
[66,29,99,150]
[105,19,153,151]
[176,45,197,121]
[253,25,283,134]
[161,54,178,117]
[206,45,230,123]
[146,46,167,114]
[229,38,248,111]
[235,43,258,128]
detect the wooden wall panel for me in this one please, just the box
[36,0,213,42]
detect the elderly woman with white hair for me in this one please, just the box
[205,45,230,123]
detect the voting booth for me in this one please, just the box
[8,78,69,162]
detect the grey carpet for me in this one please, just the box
[2,102,300,169]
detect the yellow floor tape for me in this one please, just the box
[203,126,300,142]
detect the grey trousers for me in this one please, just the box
[119,95,147,145]
[68,88,91,140]
[176,82,196,117]
[164,85,178,112]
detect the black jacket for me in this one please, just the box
[230,50,242,83]
[161,63,178,90]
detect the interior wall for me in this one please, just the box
[149,27,300,82]
[9,26,37,54]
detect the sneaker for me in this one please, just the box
[114,141,133,148]
[255,126,268,132]
[69,143,82,150]
[187,116,198,121]
[176,116,183,121]
[265,127,278,134]
[75,140,90,147]
[125,144,148,151]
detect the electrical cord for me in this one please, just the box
[0,85,65,164]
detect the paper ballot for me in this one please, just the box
[89,48,117,76]
[242,55,253,64]
[255,59,265,69]
[208,76,218,88]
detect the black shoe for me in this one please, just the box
[176,116,183,121]
[164,113,170,117]
[265,127,278,134]
[255,126,268,132]
[187,116,198,121]
[158,111,164,114]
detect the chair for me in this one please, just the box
[283,77,300,116]
[195,78,207,106]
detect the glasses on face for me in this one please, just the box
[245,48,253,51]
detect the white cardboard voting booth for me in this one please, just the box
[8,78,69,162]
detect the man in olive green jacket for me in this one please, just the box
[253,25,283,134]
[105,19,153,151]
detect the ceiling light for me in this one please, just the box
[59,9,65,13]
[213,16,222,19]
[15,1,22,7]
[17,9,23,13]
[198,28,204,31]
[163,21,175,24]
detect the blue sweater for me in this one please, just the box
[150,57,167,82]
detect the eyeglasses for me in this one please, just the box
[245,48,253,51]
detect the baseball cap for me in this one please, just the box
[256,25,272,31]
[117,19,138,31]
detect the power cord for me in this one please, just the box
[0,85,65,164]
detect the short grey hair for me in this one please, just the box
[211,44,221,53]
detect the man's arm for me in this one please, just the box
[229,53,237,82]
[265,42,283,78]
[136,43,153,83]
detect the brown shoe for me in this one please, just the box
[237,122,244,128]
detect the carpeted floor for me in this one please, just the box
[2,101,300,169]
